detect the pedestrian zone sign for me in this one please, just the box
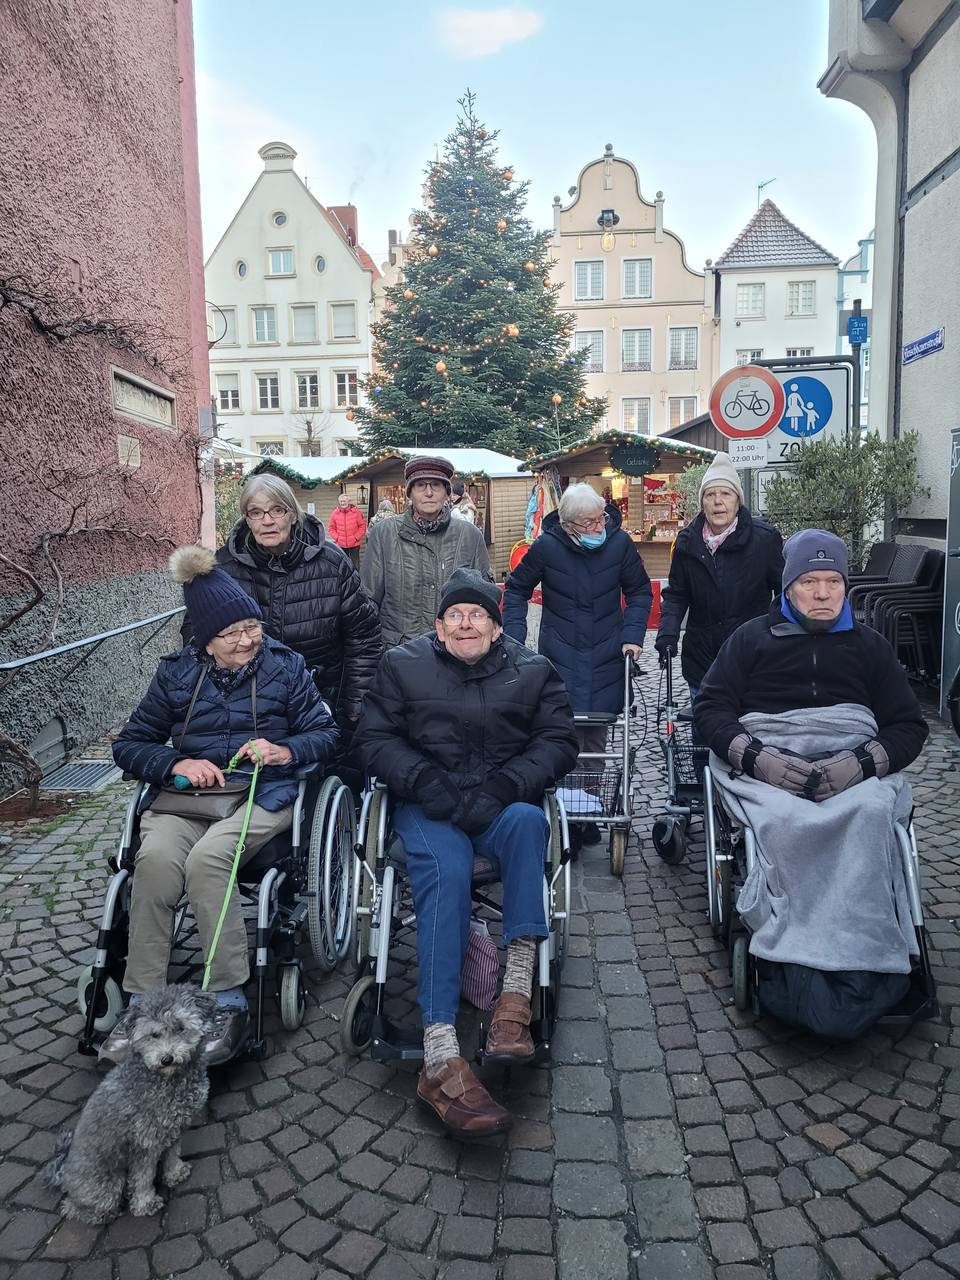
[709,365,785,439]
[764,366,849,465]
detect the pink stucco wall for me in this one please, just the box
[0,0,210,590]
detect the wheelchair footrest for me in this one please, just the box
[877,989,941,1026]
[370,1014,424,1062]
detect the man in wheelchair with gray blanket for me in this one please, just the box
[693,529,931,1039]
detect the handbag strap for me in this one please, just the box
[177,668,259,751]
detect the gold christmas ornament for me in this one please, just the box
[435,360,447,373]
[503,169,514,181]
[427,244,439,257]
[403,288,414,300]
[551,393,563,405]
[345,409,355,421]
[420,400,428,407]
[543,277,553,287]
[524,261,536,272]
[496,218,507,232]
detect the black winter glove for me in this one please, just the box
[413,766,460,821]
[453,774,519,835]
[654,635,678,665]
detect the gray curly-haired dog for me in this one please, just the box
[43,984,214,1222]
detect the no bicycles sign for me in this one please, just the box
[708,365,786,440]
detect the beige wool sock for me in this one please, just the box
[423,1021,460,1077]
[502,937,537,998]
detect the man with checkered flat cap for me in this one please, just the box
[361,454,493,647]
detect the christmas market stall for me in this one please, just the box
[524,430,716,580]
[335,447,533,580]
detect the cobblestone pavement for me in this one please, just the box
[0,649,958,1280]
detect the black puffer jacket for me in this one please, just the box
[198,516,382,725]
[657,508,784,687]
[355,633,579,802]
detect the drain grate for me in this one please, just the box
[42,761,121,793]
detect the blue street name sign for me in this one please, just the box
[847,315,869,345]
[903,327,945,366]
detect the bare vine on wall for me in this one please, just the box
[0,273,202,807]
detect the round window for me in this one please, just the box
[314,255,326,274]
[273,211,287,226]
[236,260,247,279]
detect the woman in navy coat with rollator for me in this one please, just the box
[503,483,653,837]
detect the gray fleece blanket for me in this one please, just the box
[710,704,916,974]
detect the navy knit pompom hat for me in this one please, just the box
[782,529,850,592]
[169,546,262,649]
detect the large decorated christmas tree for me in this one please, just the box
[355,92,605,458]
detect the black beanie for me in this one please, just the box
[437,568,502,625]
[169,545,262,649]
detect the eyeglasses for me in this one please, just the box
[568,514,610,533]
[411,480,444,492]
[442,609,491,625]
[246,505,290,522]
[215,622,263,644]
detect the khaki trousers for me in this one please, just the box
[125,803,293,994]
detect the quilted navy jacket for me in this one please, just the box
[113,638,341,811]
[502,507,653,714]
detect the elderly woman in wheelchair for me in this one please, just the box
[354,569,579,1138]
[694,530,933,1039]
[97,546,340,1064]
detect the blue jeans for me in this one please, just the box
[392,802,549,1026]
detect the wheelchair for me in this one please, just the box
[76,764,356,1062]
[339,783,572,1064]
[703,763,940,1030]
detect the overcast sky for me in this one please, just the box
[193,1,877,271]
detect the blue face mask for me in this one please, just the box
[579,530,607,549]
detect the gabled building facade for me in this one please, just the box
[205,142,379,458]
[550,145,718,435]
[714,200,839,374]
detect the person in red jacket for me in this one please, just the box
[328,493,367,569]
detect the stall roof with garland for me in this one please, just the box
[337,447,533,481]
[248,456,369,489]
[524,430,716,471]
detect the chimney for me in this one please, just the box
[330,204,358,247]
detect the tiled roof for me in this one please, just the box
[715,200,839,269]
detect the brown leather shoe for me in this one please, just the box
[417,1056,512,1138]
[485,991,535,1063]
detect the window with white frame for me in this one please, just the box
[291,304,318,343]
[252,306,277,343]
[256,374,280,410]
[622,258,653,299]
[668,327,698,370]
[209,306,237,345]
[335,371,359,407]
[787,281,815,315]
[735,282,765,317]
[668,396,698,429]
[736,348,764,366]
[622,397,652,433]
[621,328,652,371]
[575,330,604,373]
[330,302,358,339]
[257,440,285,456]
[785,346,814,358]
[216,372,240,411]
[296,372,319,409]
[267,249,294,276]
[574,260,603,301]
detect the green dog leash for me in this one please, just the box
[201,740,264,992]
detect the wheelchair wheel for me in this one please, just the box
[609,826,628,878]
[323,783,356,966]
[714,854,732,943]
[732,935,750,1011]
[307,776,343,971]
[278,964,305,1032]
[76,967,124,1034]
[354,789,383,968]
[341,974,376,1056]
[652,816,686,865]
[546,796,569,966]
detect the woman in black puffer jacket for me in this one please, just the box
[186,475,382,730]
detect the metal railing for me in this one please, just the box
[0,607,185,684]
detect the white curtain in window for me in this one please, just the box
[623,259,652,298]
[331,303,357,338]
[574,261,603,299]
[254,308,276,342]
[622,329,652,368]
[669,327,698,366]
[292,306,317,342]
